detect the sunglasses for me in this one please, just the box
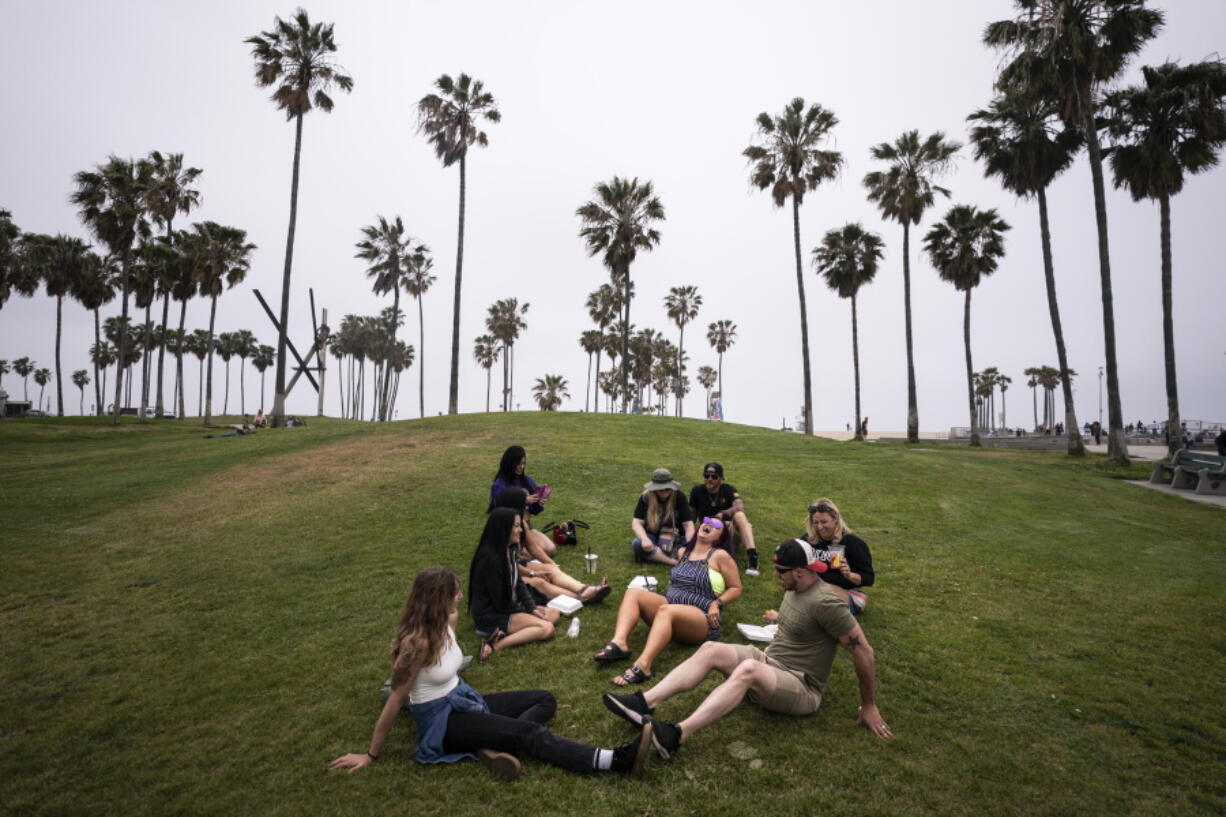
[808,503,834,515]
[701,517,724,530]
[704,473,721,480]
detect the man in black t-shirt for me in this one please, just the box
[688,462,759,576]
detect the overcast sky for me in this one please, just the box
[2,0,1223,432]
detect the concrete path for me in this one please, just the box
[1124,479,1226,509]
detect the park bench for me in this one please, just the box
[1150,449,1226,494]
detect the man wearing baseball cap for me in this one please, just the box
[688,462,760,577]
[601,539,893,759]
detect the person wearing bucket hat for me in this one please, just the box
[600,538,894,759]
[631,468,695,565]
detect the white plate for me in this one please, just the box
[737,623,777,642]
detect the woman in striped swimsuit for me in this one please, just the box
[594,518,742,686]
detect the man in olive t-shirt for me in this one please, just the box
[601,540,894,759]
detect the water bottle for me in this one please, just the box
[566,617,581,638]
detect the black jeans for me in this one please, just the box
[442,689,598,773]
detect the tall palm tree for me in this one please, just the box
[252,343,275,413]
[216,331,238,416]
[578,329,602,412]
[187,330,211,417]
[71,155,152,424]
[999,373,1013,429]
[584,283,619,413]
[402,248,436,419]
[13,357,34,401]
[247,9,353,427]
[130,239,167,420]
[663,285,702,416]
[232,329,257,416]
[26,234,90,416]
[144,151,202,418]
[34,368,51,412]
[986,0,1164,465]
[73,251,115,415]
[188,222,256,424]
[166,229,198,418]
[72,369,90,416]
[162,328,185,413]
[532,374,569,411]
[89,343,115,407]
[969,85,1087,455]
[696,365,717,416]
[813,223,885,442]
[744,98,843,435]
[576,177,665,411]
[415,72,499,415]
[485,298,529,411]
[863,130,960,443]
[1101,60,1226,455]
[923,205,1011,447]
[472,334,500,413]
[706,319,737,415]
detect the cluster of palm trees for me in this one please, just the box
[973,367,1014,433]
[328,310,414,421]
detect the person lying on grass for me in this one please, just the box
[802,497,874,615]
[600,539,893,762]
[329,567,654,780]
[468,507,560,659]
[492,486,611,605]
[595,517,741,686]
[630,468,695,566]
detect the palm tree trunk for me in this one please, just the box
[963,289,979,446]
[263,371,269,413]
[485,367,491,412]
[584,351,592,412]
[1035,189,1085,456]
[447,155,466,415]
[902,223,918,442]
[204,295,217,425]
[155,292,171,417]
[176,298,188,418]
[852,294,863,442]
[1031,384,1037,431]
[140,302,152,422]
[1157,193,1181,455]
[677,323,685,417]
[717,350,724,416]
[197,356,203,417]
[271,112,305,428]
[417,294,425,419]
[381,287,400,421]
[593,341,602,414]
[240,359,247,416]
[93,308,103,415]
[621,262,632,413]
[55,294,64,414]
[112,251,131,425]
[224,359,232,416]
[79,386,84,416]
[791,197,813,436]
[1081,92,1129,465]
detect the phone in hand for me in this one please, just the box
[537,485,552,501]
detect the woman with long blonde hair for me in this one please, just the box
[630,468,696,565]
[803,498,875,614]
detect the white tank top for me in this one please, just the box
[408,629,462,704]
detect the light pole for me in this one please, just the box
[1097,365,1104,426]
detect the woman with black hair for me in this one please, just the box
[468,508,560,659]
[489,445,556,557]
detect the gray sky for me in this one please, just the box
[2,0,1224,432]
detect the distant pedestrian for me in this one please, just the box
[1216,428,1226,456]
[1091,421,1102,445]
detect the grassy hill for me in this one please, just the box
[1,413,1222,817]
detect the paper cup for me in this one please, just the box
[584,553,599,574]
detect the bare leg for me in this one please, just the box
[674,659,780,740]
[642,641,743,709]
[614,604,709,683]
[494,612,557,652]
[527,560,604,599]
[640,542,678,566]
[600,588,665,655]
[732,510,756,553]
[527,528,557,558]
[523,575,567,600]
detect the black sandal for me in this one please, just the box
[479,629,506,661]
[594,642,631,662]
[612,664,652,686]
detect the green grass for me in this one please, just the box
[1,412,1222,817]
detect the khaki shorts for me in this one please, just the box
[726,643,822,716]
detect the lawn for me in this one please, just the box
[1,412,1222,817]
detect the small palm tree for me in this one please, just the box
[252,344,275,413]
[232,329,257,416]
[696,365,717,415]
[216,332,238,416]
[416,73,499,415]
[706,319,737,414]
[402,249,436,419]
[663,285,702,417]
[863,130,960,443]
[532,374,569,411]
[812,224,885,442]
[33,368,51,412]
[27,234,91,416]
[744,98,843,435]
[72,369,90,415]
[187,330,211,417]
[578,329,603,412]
[73,251,116,415]
[924,205,1011,446]
[969,85,1086,455]
[576,177,665,411]
[1,212,42,318]
[90,342,116,406]
[485,298,529,410]
[584,283,619,413]
[986,0,1164,466]
[14,356,34,400]
[247,9,353,426]
[1102,59,1226,455]
[472,334,500,413]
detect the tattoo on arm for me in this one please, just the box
[846,635,862,650]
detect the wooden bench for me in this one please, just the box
[1150,449,1226,492]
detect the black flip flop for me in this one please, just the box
[594,642,631,662]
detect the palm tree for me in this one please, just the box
[402,248,436,419]
[252,344,275,412]
[998,373,1013,429]
[706,320,737,415]
[0,210,41,318]
[33,368,51,412]
[232,329,257,416]
[924,205,1011,447]
[986,0,1164,465]
[247,9,353,427]
[72,251,115,415]
[1101,60,1226,455]
[663,285,702,416]
[13,357,34,401]
[188,222,256,424]
[72,369,90,415]
[162,328,185,413]
[187,330,211,417]
[415,72,499,415]
[863,130,960,443]
[813,223,885,442]
[532,374,569,411]
[578,329,602,412]
[26,234,90,416]
[0,360,8,390]
[166,229,198,418]
[216,332,238,416]
[485,298,529,411]
[130,240,165,420]
[144,151,202,418]
[71,155,152,424]
[472,334,500,413]
[576,177,666,411]
[584,283,619,413]
[744,98,843,435]
[696,365,717,415]
[89,342,116,407]
[969,85,1087,455]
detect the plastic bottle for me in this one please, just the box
[566,617,581,638]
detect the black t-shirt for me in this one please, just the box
[689,483,741,519]
[802,532,875,590]
[633,494,693,534]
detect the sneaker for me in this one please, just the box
[746,549,760,577]
[602,690,653,726]
[650,719,682,760]
[610,720,654,778]
[476,748,521,780]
